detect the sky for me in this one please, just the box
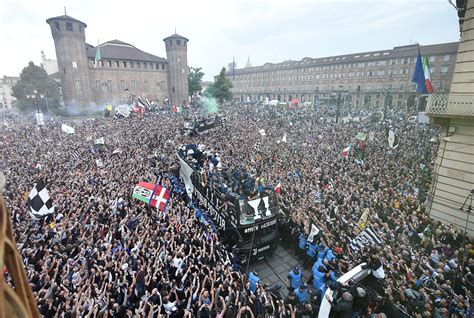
[0,0,460,81]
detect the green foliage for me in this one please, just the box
[209,67,233,104]
[188,66,205,97]
[11,61,61,112]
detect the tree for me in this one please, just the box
[12,61,61,112]
[210,67,233,104]
[188,66,205,97]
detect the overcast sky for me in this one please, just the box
[0,0,460,81]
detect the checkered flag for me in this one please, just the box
[28,180,54,219]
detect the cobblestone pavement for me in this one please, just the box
[248,244,313,298]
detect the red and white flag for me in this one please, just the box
[132,182,171,211]
[341,145,351,158]
[274,182,281,194]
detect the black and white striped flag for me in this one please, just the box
[71,150,80,160]
[349,226,383,252]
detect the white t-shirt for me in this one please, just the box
[163,301,176,314]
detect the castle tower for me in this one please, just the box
[164,33,188,106]
[425,0,474,235]
[46,15,92,107]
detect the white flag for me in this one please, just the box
[259,129,266,136]
[61,124,75,134]
[95,137,105,145]
[307,224,320,243]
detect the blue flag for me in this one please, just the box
[412,48,427,94]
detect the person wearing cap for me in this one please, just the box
[248,270,260,294]
[304,239,318,267]
[294,284,310,304]
[316,243,328,259]
[287,266,303,289]
[298,232,307,259]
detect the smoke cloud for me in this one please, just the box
[202,93,218,114]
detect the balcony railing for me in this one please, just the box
[426,94,474,117]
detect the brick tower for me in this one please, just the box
[46,14,92,107]
[164,33,189,106]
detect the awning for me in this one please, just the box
[291,99,300,104]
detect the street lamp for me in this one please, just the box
[335,85,343,124]
[25,90,50,115]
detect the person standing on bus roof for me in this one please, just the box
[288,266,303,290]
[248,270,260,293]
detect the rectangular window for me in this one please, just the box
[443,55,450,61]
[429,56,436,63]
[123,61,127,68]
[441,66,449,74]
[137,62,141,69]
[107,60,112,67]
[120,80,125,91]
[430,67,435,74]
[54,22,60,30]
[367,71,373,77]
[368,61,376,67]
[144,81,149,91]
[400,83,404,90]
[75,80,81,91]
[95,80,100,91]
[100,60,104,67]
[66,22,73,31]
[115,61,119,68]
[177,39,181,45]
[377,60,386,66]
[72,61,77,68]
[143,63,147,69]
[162,64,165,70]
[131,79,136,91]
[358,62,365,67]
[401,69,408,75]
[107,80,112,91]
[377,70,385,76]
[130,62,134,68]
[367,84,372,90]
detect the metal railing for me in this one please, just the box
[426,93,474,117]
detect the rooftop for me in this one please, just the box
[163,33,189,42]
[227,42,459,75]
[86,40,167,63]
[46,14,87,27]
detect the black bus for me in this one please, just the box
[183,116,224,136]
[177,145,279,261]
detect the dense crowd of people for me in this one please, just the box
[1,103,473,317]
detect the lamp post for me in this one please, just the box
[26,90,49,114]
[335,85,343,124]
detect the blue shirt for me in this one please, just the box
[295,288,309,304]
[288,270,302,289]
[298,234,307,250]
[248,272,260,293]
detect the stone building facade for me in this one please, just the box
[0,76,20,109]
[227,42,458,111]
[425,0,474,235]
[46,14,188,107]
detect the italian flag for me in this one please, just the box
[172,105,182,113]
[132,182,170,211]
[341,145,351,158]
[197,170,206,187]
[423,55,434,94]
[274,182,281,194]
